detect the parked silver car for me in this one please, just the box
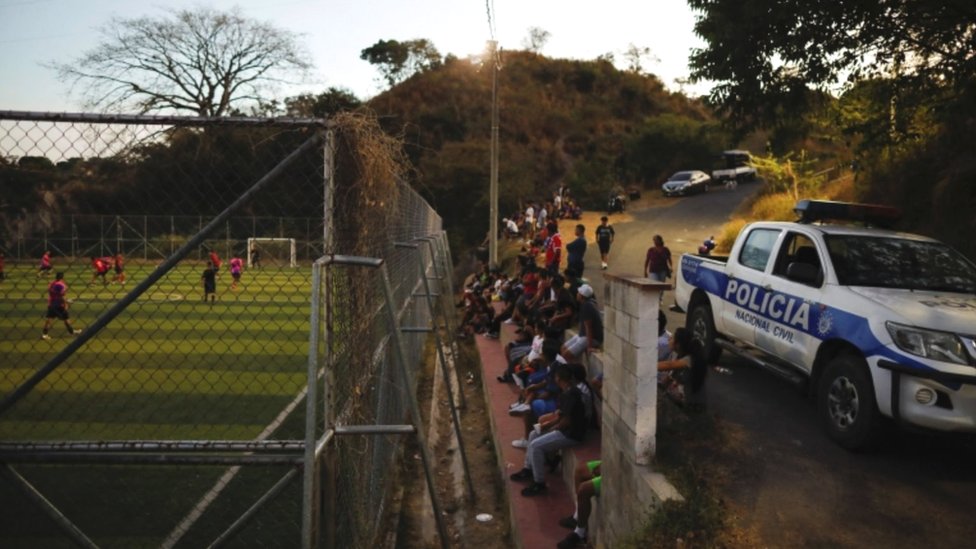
[661,170,711,197]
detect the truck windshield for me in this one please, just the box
[825,235,976,293]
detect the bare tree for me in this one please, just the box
[622,43,659,74]
[522,27,551,53]
[51,7,313,116]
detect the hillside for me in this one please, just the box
[366,51,729,247]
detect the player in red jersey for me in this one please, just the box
[37,250,53,277]
[209,250,222,273]
[89,256,110,286]
[42,272,81,339]
[112,253,126,285]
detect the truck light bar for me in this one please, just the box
[794,200,901,228]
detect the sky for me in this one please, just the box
[0,0,709,112]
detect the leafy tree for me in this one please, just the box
[285,88,362,117]
[51,7,313,116]
[522,27,551,53]
[688,0,976,132]
[360,39,442,88]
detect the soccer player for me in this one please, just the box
[202,260,217,305]
[112,253,126,285]
[42,271,81,339]
[38,250,53,277]
[229,256,243,290]
[89,256,109,286]
[250,248,261,269]
[209,250,222,273]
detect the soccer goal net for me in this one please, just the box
[246,238,297,268]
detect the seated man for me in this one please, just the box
[558,460,601,549]
[509,364,587,496]
[561,284,603,361]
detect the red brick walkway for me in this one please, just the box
[473,323,577,549]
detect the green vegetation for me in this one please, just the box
[0,262,310,546]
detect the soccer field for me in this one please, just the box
[1,261,312,441]
[0,261,313,547]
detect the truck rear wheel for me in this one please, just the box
[817,355,881,451]
[687,302,721,363]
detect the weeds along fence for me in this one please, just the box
[0,111,466,549]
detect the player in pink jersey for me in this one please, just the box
[42,272,81,339]
[229,256,243,290]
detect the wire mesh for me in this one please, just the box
[318,181,444,548]
[0,112,314,547]
[0,110,448,548]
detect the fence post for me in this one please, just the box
[378,262,451,549]
[419,235,466,410]
[399,241,475,500]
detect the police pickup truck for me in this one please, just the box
[674,200,976,449]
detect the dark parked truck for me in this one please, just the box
[673,200,976,449]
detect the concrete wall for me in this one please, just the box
[596,274,681,548]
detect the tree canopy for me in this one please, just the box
[52,7,313,116]
[360,39,442,88]
[689,0,976,131]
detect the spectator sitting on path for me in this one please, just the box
[509,364,587,496]
[658,327,708,411]
[561,284,603,361]
[557,460,602,548]
[503,217,520,239]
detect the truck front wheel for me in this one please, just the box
[687,302,721,363]
[817,355,881,451]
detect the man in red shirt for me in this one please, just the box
[42,272,81,339]
[545,222,562,272]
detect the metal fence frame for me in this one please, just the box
[0,110,468,548]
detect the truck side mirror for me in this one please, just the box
[786,262,821,286]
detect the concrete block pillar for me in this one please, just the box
[598,274,674,547]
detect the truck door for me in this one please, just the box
[716,227,782,346]
[755,231,825,370]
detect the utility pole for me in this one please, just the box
[488,40,499,267]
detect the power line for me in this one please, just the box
[484,0,496,42]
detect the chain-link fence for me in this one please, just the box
[0,111,462,548]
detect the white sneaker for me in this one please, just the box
[72,329,82,335]
[509,403,531,414]
[509,400,523,410]
[41,334,51,340]
[512,439,529,449]
[503,318,515,325]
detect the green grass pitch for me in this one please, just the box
[0,260,313,547]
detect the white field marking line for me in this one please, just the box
[160,382,312,549]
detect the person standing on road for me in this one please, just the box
[595,216,615,270]
[644,234,673,282]
[566,224,587,276]
[42,271,81,339]
[545,222,563,272]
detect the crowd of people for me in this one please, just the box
[458,198,710,548]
